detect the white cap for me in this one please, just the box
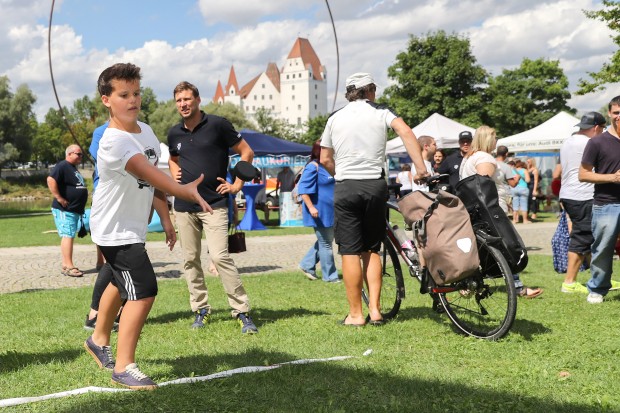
[345,72,375,89]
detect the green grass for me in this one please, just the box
[1,256,619,412]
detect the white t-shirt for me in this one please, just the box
[90,122,161,246]
[559,133,594,201]
[410,160,434,192]
[321,100,397,180]
[396,171,413,191]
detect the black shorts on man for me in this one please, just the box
[334,179,387,254]
[561,199,594,255]
[99,244,158,300]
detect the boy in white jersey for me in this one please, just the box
[84,63,211,390]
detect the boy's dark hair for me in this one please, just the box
[97,63,141,97]
[173,81,200,98]
[345,83,376,102]
[608,95,620,111]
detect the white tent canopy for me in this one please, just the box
[386,113,475,154]
[497,112,580,152]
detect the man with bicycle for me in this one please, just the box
[320,72,428,326]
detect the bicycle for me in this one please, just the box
[362,177,517,340]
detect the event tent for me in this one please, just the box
[229,129,312,169]
[496,112,580,152]
[386,113,475,154]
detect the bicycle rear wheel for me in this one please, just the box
[437,240,517,340]
[362,236,404,320]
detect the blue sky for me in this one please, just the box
[2,0,616,124]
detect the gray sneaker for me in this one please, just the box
[191,308,210,329]
[84,336,115,370]
[111,363,157,390]
[237,312,258,334]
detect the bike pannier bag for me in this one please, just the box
[398,190,479,285]
[228,227,246,254]
[455,174,528,273]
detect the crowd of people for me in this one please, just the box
[45,64,619,390]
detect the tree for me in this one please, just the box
[300,114,328,145]
[0,77,37,162]
[252,107,298,141]
[149,99,179,142]
[0,143,19,177]
[139,87,159,124]
[379,30,487,128]
[203,102,254,132]
[485,58,575,136]
[577,0,620,95]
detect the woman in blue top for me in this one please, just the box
[510,160,531,224]
[297,140,339,282]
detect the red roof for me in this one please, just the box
[225,65,240,94]
[213,80,225,104]
[286,37,325,81]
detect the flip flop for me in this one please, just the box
[339,316,365,327]
[62,267,84,278]
[365,315,385,326]
[519,287,543,299]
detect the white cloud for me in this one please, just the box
[0,0,617,121]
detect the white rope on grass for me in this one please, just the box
[0,355,357,408]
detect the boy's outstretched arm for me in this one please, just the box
[125,153,212,213]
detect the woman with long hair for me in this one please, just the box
[526,158,540,220]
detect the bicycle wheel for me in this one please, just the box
[362,236,404,320]
[437,240,517,340]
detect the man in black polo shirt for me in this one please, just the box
[167,81,258,334]
[437,130,473,189]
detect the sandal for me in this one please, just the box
[339,315,365,327]
[519,287,543,299]
[62,267,84,278]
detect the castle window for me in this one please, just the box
[292,85,295,91]
[314,104,317,110]
[292,95,295,100]
[298,104,301,110]
[315,84,317,90]
[254,95,257,101]
[287,75,289,79]
[297,117,301,125]
[262,84,265,89]
[271,105,275,110]
[261,95,265,100]
[269,95,272,100]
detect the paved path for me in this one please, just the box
[0,222,557,294]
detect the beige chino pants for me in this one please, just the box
[175,207,250,317]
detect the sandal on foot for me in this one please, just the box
[62,267,84,277]
[339,316,365,327]
[364,314,385,326]
[519,287,543,299]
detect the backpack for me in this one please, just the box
[398,190,480,286]
[291,162,319,205]
[455,174,528,274]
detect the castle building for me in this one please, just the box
[213,37,328,129]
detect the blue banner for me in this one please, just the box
[229,155,310,168]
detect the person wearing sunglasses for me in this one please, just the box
[47,144,89,277]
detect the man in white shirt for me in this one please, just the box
[410,135,436,192]
[320,72,428,326]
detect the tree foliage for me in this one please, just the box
[380,30,487,128]
[485,58,575,136]
[149,99,179,142]
[204,102,255,132]
[300,114,328,145]
[577,0,620,95]
[0,77,37,162]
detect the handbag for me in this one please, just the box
[228,226,246,254]
[77,216,88,238]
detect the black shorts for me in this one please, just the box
[561,199,593,254]
[334,179,387,255]
[99,243,158,301]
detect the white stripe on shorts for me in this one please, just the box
[122,270,136,300]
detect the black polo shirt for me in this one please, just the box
[167,111,242,212]
[437,151,464,189]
